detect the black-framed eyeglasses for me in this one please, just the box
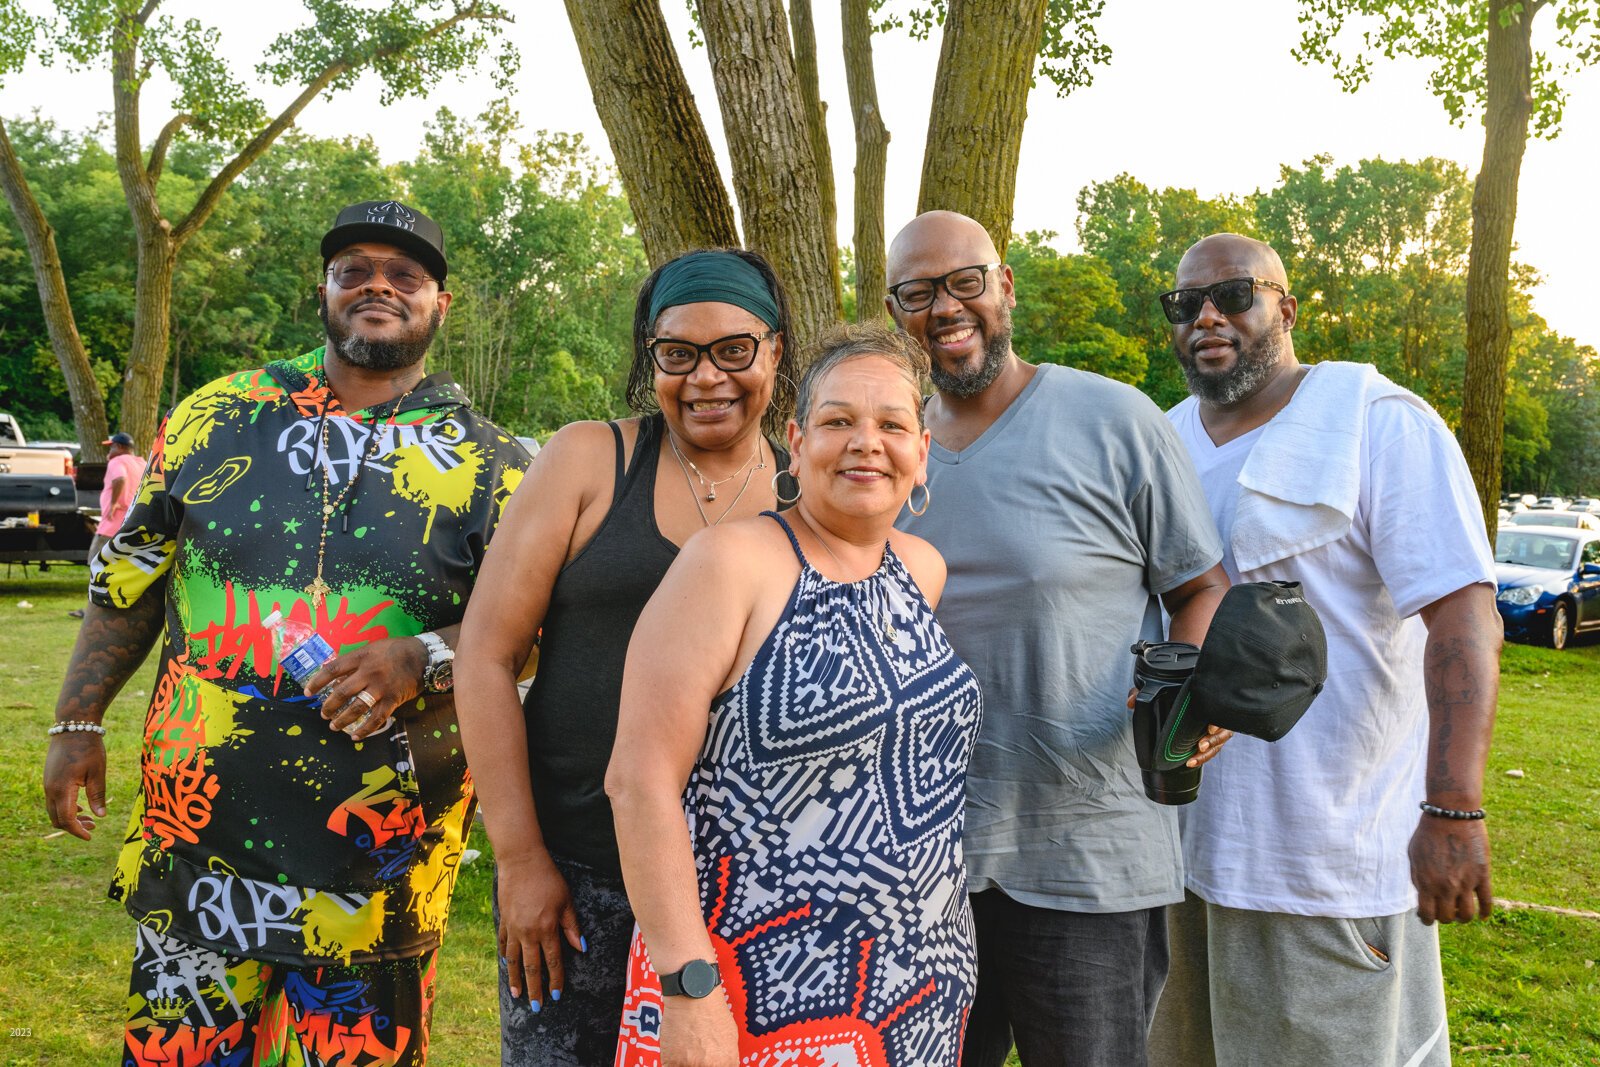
[1159,277,1287,325]
[326,254,438,295]
[887,262,1003,313]
[645,331,776,375]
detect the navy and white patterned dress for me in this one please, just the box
[617,512,982,1066]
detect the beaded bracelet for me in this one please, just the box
[48,720,107,737]
[1419,801,1486,821]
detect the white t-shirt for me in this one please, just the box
[1168,377,1494,917]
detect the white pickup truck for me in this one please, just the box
[0,413,98,565]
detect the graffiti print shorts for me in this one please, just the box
[123,925,437,1066]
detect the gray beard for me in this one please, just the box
[320,298,440,371]
[928,309,1012,399]
[1179,324,1284,406]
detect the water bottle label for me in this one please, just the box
[282,633,335,687]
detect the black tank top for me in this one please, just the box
[523,413,791,874]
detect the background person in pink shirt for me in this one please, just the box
[68,432,145,619]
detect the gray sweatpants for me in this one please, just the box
[1150,890,1450,1067]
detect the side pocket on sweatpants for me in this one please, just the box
[1344,916,1393,970]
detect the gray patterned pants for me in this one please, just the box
[494,854,635,1067]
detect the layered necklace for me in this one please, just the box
[668,431,767,526]
[304,380,417,609]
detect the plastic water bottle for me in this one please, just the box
[261,609,335,702]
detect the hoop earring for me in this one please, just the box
[907,482,931,517]
[773,470,801,505]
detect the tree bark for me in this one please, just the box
[0,118,111,459]
[1460,2,1538,534]
[564,0,740,266]
[103,3,498,449]
[788,0,842,315]
[917,0,1049,258]
[842,0,889,322]
[698,0,842,356]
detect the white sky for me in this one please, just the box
[4,0,1598,348]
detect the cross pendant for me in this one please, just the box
[305,576,332,609]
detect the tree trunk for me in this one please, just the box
[842,0,889,322]
[122,233,180,451]
[0,117,111,460]
[698,0,842,356]
[1460,3,1537,535]
[788,0,843,315]
[564,0,740,266]
[917,0,1049,258]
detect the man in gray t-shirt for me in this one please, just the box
[889,211,1228,1066]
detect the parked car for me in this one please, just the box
[1494,526,1600,649]
[1534,496,1569,511]
[1569,497,1600,514]
[0,413,98,565]
[1507,509,1600,531]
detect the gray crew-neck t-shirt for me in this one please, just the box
[901,363,1223,912]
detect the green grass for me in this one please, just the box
[0,565,1597,1063]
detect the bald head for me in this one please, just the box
[1176,233,1288,291]
[887,211,1001,283]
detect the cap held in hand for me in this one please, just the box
[1191,580,1327,742]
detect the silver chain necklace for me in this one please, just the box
[681,433,764,500]
[668,432,765,527]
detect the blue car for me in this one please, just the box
[1494,526,1600,649]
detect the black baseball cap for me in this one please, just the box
[1189,581,1327,742]
[102,432,134,446]
[321,200,448,282]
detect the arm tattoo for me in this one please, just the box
[54,580,168,723]
[1421,608,1500,801]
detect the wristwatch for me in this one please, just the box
[416,632,455,693]
[658,959,721,998]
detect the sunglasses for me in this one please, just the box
[326,254,438,295]
[1159,277,1288,325]
[645,331,775,375]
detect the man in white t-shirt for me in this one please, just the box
[1148,233,1501,1067]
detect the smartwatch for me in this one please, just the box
[658,958,721,998]
[416,632,455,693]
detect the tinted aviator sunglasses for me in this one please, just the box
[1159,277,1287,324]
[325,254,438,295]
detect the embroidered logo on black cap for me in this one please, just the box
[366,201,416,231]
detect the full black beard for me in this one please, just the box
[319,295,441,371]
[927,303,1013,399]
[1177,320,1285,406]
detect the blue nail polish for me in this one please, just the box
[551,989,561,1002]
[529,999,541,1014]
[579,936,588,953]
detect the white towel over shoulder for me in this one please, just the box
[1231,362,1436,572]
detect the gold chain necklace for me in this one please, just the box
[305,383,416,608]
[668,431,765,527]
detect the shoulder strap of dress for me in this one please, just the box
[762,510,809,567]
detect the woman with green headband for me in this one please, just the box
[455,249,798,1065]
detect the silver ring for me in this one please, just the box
[342,696,379,736]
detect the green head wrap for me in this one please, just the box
[647,251,781,333]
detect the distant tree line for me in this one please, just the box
[1,120,1594,492]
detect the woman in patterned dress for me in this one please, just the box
[608,323,983,1067]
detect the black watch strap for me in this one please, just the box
[658,958,721,998]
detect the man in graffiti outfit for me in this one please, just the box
[44,200,530,1065]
